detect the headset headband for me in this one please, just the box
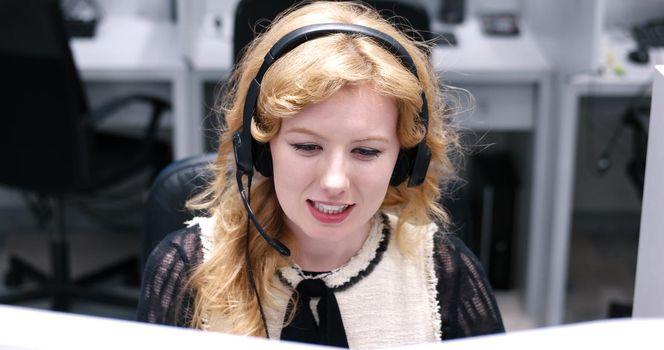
[233,23,431,187]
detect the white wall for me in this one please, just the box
[96,0,174,20]
[524,0,603,77]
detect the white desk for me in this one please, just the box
[549,31,661,325]
[70,16,193,159]
[0,305,324,349]
[1,305,662,349]
[423,318,664,350]
[187,16,553,327]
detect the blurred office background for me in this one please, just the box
[1,0,663,333]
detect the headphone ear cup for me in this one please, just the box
[407,143,432,187]
[252,140,273,177]
[390,150,410,186]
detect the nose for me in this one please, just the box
[319,151,350,195]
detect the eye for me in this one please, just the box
[352,147,381,160]
[291,143,322,155]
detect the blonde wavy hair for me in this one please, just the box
[187,0,460,337]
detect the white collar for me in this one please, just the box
[278,212,390,290]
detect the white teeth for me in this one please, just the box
[313,202,349,214]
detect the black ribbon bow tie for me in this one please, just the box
[280,278,349,348]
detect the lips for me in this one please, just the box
[307,200,354,224]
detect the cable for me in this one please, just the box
[595,114,626,174]
[592,83,652,175]
[243,175,271,338]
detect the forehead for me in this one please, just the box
[280,85,398,138]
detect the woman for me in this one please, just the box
[138,1,504,348]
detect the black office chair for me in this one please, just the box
[597,98,650,198]
[0,0,172,310]
[363,0,432,43]
[143,153,216,268]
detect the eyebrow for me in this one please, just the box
[283,127,392,144]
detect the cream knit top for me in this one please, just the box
[138,213,505,348]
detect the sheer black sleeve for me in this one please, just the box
[136,225,204,327]
[434,232,505,339]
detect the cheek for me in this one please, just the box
[363,163,392,185]
[357,152,399,194]
[272,165,294,215]
[271,144,309,205]
[379,146,401,180]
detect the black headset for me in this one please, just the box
[232,23,432,257]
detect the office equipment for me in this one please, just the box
[434,0,463,46]
[628,17,664,64]
[0,0,172,310]
[61,0,101,38]
[439,0,465,24]
[632,18,664,48]
[480,13,520,36]
[627,47,650,64]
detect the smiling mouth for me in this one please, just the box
[310,201,353,214]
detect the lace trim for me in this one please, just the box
[184,213,441,339]
[185,216,214,261]
[424,223,443,340]
[184,216,215,330]
[278,212,390,291]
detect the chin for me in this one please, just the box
[304,226,351,242]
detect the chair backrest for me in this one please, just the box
[233,0,298,63]
[366,0,432,43]
[143,153,217,266]
[0,0,90,193]
[232,0,431,63]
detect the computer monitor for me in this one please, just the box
[438,0,465,24]
[633,65,664,317]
